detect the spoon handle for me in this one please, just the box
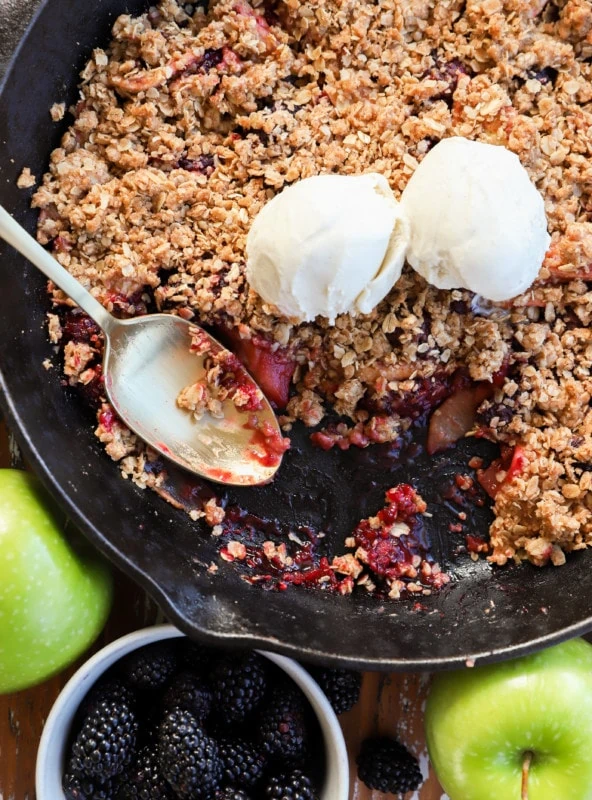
[0,205,115,334]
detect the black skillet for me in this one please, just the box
[1,0,591,670]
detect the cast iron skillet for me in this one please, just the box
[1,0,592,671]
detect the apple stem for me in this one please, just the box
[521,751,533,800]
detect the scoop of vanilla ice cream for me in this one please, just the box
[246,173,410,323]
[400,137,550,302]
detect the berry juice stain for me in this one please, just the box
[176,425,499,599]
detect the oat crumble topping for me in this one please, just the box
[32,0,592,575]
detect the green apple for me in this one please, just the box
[425,638,592,800]
[0,469,113,693]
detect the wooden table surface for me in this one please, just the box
[0,419,445,800]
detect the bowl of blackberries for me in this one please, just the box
[35,625,350,800]
[36,625,426,798]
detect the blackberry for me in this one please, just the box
[357,736,422,794]
[527,66,558,85]
[215,790,252,800]
[219,737,266,788]
[211,652,268,724]
[163,672,213,721]
[82,679,136,717]
[70,698,138,780]
[309,668,361,715]
[259,685,307,760]
[118,744,174,799]
[265,769,318,800]
[201,47,224,72]
[62,769,118,800]
[120,643,177,691]
[158,707,222,798]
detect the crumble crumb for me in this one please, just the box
[63,340,95,381]
[17,167,36,189]
[226,540,247,560]
[47,313,62,343]
[50,102,66,122]
[204,497,225,526]
[95,405,137,461]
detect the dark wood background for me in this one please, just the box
[0,419,445,798]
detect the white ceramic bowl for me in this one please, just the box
[36,624,349,799]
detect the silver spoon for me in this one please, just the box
[0,206,286,486]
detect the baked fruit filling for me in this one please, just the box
[32,0,592,594]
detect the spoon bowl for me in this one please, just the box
[0,205,284,485]
[104,314,282,485]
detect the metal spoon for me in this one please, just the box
[0,206,285,486]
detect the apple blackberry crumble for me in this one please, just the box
[30,0,592,594]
